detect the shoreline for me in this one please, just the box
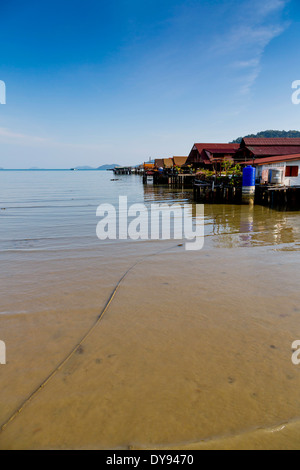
[1,242,300,449]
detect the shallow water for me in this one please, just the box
[0,170,300,449]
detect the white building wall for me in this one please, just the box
[257,160,300,186]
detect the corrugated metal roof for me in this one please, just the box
[204,148,238,154]
[247,145,300,156]
[187,143,239,164]
[248,154,300,165]
[194,143,239,152]
[243,138,300,146]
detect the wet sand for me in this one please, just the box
[1,172,300,449]
[1,227,300,449]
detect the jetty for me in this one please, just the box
[113,166,132,175]
[255,186,300,210]
[193,179,300,209]
[143,172,195,188]
[193,181,242,204]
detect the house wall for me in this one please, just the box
[256,160,300,186]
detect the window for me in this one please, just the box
[285,166,299,177]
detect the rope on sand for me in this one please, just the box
[0,243,182,434]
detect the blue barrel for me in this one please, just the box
[242,166,256,187]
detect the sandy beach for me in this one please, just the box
[1,219,300,449]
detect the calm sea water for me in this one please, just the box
[1,170,300,449]
[0,170,197,253]
[1,170,300,255]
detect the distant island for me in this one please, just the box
[231,130,300,143]
[73,164,121,170]
[0,164,121,170]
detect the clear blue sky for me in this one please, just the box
[0,0,300,168]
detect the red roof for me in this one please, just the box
[154,158,164,168]
[187,143,239,164]
[203,149,234,164]
[242,138,300,146]
[194,143,239,153]
[246,145,300,156]
[245,154,300,165]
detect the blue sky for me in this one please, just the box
[0,0,300,168]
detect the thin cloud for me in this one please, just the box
[0,126,111,152]
[243,0,289,22]
[212,0,290,96]
[239,69,261,96]
[233,59,260,69]
[0,127,48,144]
[224,24,286,52]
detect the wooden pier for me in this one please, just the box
[113,166,132,175]
[193,183,242,204]
[143,173,195,188]
[255,186,300,210]
[193,182,300,210]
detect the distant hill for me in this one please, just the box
[231,130,300,144]
[74,164,121,170]
[97,164,120,170]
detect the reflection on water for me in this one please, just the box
[142,182,300,250]
[207,204,300,249]
[0,172,300,450]
[1,171,299,254]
